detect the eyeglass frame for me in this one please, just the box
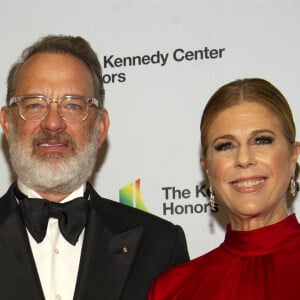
[8,94,101,122]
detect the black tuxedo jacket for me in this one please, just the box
[0,183,189,299]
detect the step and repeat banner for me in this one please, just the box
[0,0,300,258]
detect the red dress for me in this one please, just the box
[149,214,300,300]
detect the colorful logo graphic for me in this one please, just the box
[119,179,148,212]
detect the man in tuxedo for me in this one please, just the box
[0,35,189,300]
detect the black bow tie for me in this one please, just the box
[15,186,90,245]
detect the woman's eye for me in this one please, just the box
[214,142,233,151]
[255,136,274,145]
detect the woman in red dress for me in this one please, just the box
[149,78,300,300]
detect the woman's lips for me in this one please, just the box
[230,177,267,192]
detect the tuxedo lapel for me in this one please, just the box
[74,193,144,300]
[105,226,144,296]
[0,185,45,299]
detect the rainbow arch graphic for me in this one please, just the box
[119,179,148,212]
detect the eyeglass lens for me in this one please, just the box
[19,96,89,122]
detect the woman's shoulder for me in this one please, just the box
[158,246,224,282]
[148,246,227,299]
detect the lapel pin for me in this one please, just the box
[122,246,129,253]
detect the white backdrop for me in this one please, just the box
[0,0,300,258]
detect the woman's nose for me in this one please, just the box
[234,145,256,168]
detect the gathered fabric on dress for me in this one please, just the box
[149,214,300,300]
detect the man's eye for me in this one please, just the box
[255,136,274,145]
[25,103,44,110]
[65,103,83,111]
[214,142,233,151]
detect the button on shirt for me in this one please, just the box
[17,181,85,300]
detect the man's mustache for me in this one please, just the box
[30,131,76,150]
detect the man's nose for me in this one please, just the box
[40,103,67,132]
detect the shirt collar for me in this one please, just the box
[17,180,86,203]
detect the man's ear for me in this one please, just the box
[97,109,110,146]
[0,106,11,140]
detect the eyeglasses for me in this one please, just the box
[8,95,100,122]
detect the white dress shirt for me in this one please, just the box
[17,181,86,300]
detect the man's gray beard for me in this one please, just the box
[7,118,100,194]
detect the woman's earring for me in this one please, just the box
[290,177,297,197]
[208,186,217,211]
